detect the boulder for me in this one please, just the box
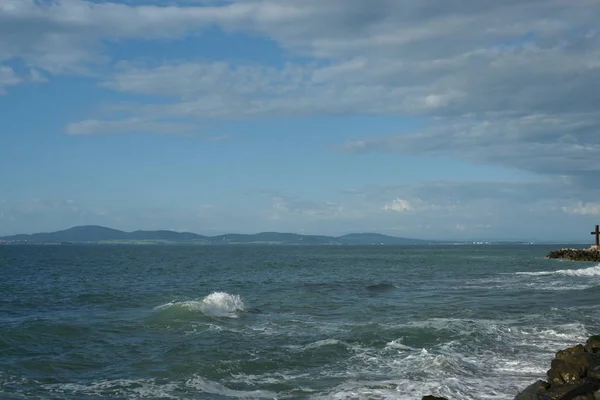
[514,336,600,400]
[585,336,600,353]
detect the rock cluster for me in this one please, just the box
[546,248,600,262]
[514,335,600,400]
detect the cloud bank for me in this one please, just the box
[3,0,600,239]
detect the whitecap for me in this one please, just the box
[385,339,416,351]
[302,338,344,350]
[516,264,600,277]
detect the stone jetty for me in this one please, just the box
[546,224,600,261]
[546,247,600,262]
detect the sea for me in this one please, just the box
[1,244,600,400]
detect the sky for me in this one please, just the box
[1,0,600,241]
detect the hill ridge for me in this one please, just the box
[0,225,440,245]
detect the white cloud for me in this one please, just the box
[0,65,21,93]
[338,114,600,178]
[562,202,600,216]
[382,198,413,212]
[0,0,220,73]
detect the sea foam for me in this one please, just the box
[186,375,276,399]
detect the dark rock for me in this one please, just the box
[585,336,600,353]
[422,396,449,400]
[543,379,600,399]
[557,345,587,360]
[513,380,550,399]
[548,357,588,386]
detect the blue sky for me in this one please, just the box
[2,0,600,241]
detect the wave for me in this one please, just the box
[516,264,600,277]
[154,292,245,318]
[366,282,396,292]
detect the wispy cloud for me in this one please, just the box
[0,65,21,94]
[65,118,203,135]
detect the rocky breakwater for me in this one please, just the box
[546,247,600,262]
[515,335,600,400]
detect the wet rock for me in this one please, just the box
[557,345,587,360]
[514,336,600,400]
[421,396,449,400]
[586,336,600,353]
[514,380,550,400]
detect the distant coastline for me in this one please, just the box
[0,225,539,246]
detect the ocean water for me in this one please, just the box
[1,245,600,400]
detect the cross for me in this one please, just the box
[592,225,600,246]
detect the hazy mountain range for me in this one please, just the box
[0,225,447,245]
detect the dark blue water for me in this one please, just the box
[1,245,599,399]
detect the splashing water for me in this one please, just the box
[200,292,245,317]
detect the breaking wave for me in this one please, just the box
[154,292,245,318]
[516,265,600,277]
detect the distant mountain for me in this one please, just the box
[0,225,443,245]
[0,226,206,243]
[2,226,129,242]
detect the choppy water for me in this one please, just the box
[1,245,600,399]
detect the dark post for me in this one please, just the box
[592,225,600,246]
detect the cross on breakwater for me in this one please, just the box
[592,224,600,247]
